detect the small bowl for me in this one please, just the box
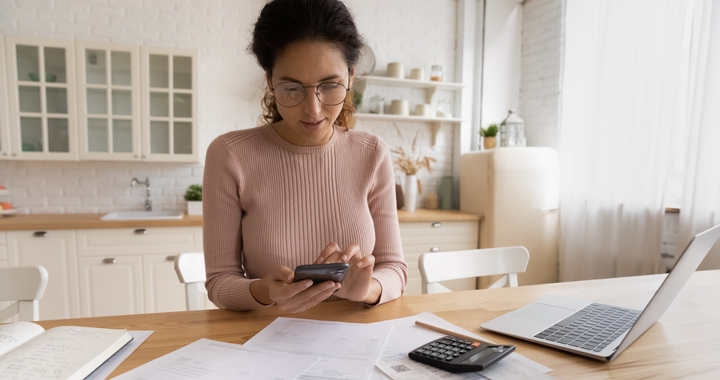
[28,72,39,81]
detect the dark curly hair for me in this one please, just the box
[250,0,364,129]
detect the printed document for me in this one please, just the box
[244,317,393,380]
[113,338,318,380]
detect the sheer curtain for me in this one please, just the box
[678,0,720,270]
[558,0,692,281]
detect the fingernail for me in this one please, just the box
[305,280,313,287]
[340,255,347,262]
[357,261,363,267]
[316,257,325,264]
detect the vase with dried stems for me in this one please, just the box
[390,123,436,212]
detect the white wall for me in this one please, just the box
[520,0,564,150]
[481,0,523,127]
[0,0,459,214]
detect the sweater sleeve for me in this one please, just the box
[203,136,268,311]
[367,138,408,305]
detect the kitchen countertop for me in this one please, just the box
[0,209,479,231]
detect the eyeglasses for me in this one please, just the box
[271,81,349,107]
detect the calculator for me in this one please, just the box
[408,335,515,373]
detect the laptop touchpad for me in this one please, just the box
[511,303,576,324]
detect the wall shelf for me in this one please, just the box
[354,113,463,123]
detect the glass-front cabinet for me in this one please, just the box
[0,36,198,163]
[4,36,77,160]
[76,41,140,161]
[0,37,10,159]
[141,47,198,162]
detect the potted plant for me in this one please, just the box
[184,184,203,215]
[480,124,499,149]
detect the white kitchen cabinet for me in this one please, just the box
[0,231,7,267]
[76,226,203,317]
[140,46,199,162]
[75,41,141,161]
[0,36,10,160]
[4,36,78,161]
[143,253,187,313]
[78,255,144,317]
[6,229,80,320]
[399,220,479,296]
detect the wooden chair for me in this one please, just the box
[419,246,530,294]
[174,252,209,311]
[0,265,49,322]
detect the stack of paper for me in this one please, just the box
[112,312,554,380]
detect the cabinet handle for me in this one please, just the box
[103,258,117,264]
[166,255,177,261]
[431,222,442,228]
[430,247,441,252]
[134,228,147,235]
[33,231,48,237]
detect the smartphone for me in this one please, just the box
[293,263,349,284]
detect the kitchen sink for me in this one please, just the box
[101,211,184,221]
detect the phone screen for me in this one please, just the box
[294,263,349,283]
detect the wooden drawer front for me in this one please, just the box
[400,221,478,248]
[77,227,203,256]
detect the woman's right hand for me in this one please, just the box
[249,265,341,313]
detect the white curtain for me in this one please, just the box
[558,0,693,281]
[678,0,720,270]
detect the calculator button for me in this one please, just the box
[464,345,474,350]
[437,354,447,359]
[445,356,454,361]
[452,352,461,357]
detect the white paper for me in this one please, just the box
[370,312,555,380]
[87,330,153,380]
[112,338,318,380]
[0,321,45,356]
[244,317,394,380]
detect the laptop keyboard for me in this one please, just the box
[533,303,641,352]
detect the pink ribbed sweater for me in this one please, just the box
[203,124,408,311]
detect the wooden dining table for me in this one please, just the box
[36,269,720,379]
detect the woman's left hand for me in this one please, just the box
[315,243,380,304]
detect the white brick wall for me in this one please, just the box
[0,0,458,214]
[520,0,563,150]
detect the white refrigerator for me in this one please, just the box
[460,147,560,286]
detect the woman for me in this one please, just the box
[203,0,407,313]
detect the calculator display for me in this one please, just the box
[462,348,495,363]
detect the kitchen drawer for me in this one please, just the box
[399,221,478,245]
[77,227,203,257]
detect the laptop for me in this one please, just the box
[481,224,720,361]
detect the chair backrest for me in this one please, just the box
[174,252,208,311]
[0,265,49,322]
[419,246,530,294]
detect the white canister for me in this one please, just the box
[391,99,409,116]
[410,68,425,80]
[415,103,432,117]
[387,62,404,79]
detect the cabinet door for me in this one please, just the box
[143,253,186,313]
[76,41,141,161]
[6,230,80,320]
[141,46,198,162]
[78,255,144,317]
[4,36,77,161]
[400,220,479,296]
[0,36,11,159]
[77,227,203,315]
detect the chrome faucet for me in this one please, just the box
[131,177,152,211]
